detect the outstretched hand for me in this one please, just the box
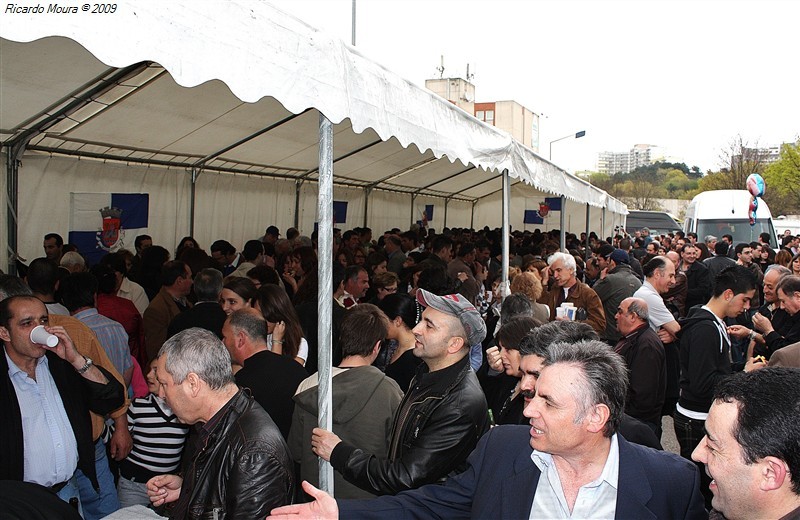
[268,481,338,519]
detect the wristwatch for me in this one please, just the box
[76,356,93,375]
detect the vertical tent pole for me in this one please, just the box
[585,203,591,261]
[443,198,449,229]
[410,194,416,227]
[363,187,371,227]
[189,168,198,237]
[602,207,607,242]
[584,204,591,282]
[560,196,566,252]
[317,114,334,495]
[470,201,476,230]
[502,171,510,289]
[294,180,303,230]
[5,144,22,276]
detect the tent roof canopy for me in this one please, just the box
[0,1,626,212]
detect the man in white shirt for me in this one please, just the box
[268,340,706,520]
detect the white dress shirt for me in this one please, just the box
[529,434,620,519]
[5,350,78,487]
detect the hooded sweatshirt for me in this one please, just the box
[677,306,733,417]
[288,366,403,499]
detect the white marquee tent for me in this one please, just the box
[1,1,626,271]
[1,0,630,494]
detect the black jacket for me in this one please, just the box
[178,389,294,519]
[167,301,228,339]
[235,350,308,439]
[0,350,124,489]
[615,325,666,425]
[755,308,800,359]
[677,307,735,414]
[330,355,490,495]
[682,261,712,312]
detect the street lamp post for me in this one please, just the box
[549,130,586,161]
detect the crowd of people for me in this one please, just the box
[1,222,799,519]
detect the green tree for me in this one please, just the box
[763,140,800,212]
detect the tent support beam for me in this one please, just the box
[410,194,416,227]
[5,63,149,153]
[560,196,566,251]
[297,138,384,181]
[365,156,440,189]
[412,166,475,195]
[502,170,510,292]
[191,109,310,169]
[443,198,449,229]
[317,114,334,494]
[478,178,523,200]
[458,173,502,195]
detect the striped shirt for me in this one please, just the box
[119,394,189,479]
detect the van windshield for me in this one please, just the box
[697,219,776,245]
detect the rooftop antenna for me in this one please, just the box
[436,55,445,78]
[466,63,474,82]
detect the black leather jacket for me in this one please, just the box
[330,355,490,495]
[179,389,294,519]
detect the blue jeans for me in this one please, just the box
[56,474,83,516]
[76,438,121,520]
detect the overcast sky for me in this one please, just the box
[267,0,799,174]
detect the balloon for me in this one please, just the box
[746,173,765,198]
[749,196,758,225]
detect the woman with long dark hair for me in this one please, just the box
[485,316,541,425]
[377,293,423,392]
[256,284,308,367]
[283,246,318,306]
[220,277,258,315]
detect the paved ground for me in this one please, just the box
[661,415,680,454]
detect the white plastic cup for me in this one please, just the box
[30,325,59,348]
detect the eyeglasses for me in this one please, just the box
[381,286,398,293]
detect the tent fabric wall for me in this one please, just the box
[194,172,297,250]
[442,199,474,229]
[12,152,631,267]
[17,154,189,263]
[472,183,621,238]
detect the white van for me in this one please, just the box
[683,190,779,247]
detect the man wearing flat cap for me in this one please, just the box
[310,289,490,495]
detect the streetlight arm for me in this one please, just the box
[549,130,586,160]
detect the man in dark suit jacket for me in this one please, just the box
[167,268,226,339]
[270,340,706,519]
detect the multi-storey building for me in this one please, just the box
[425,77,541,154]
